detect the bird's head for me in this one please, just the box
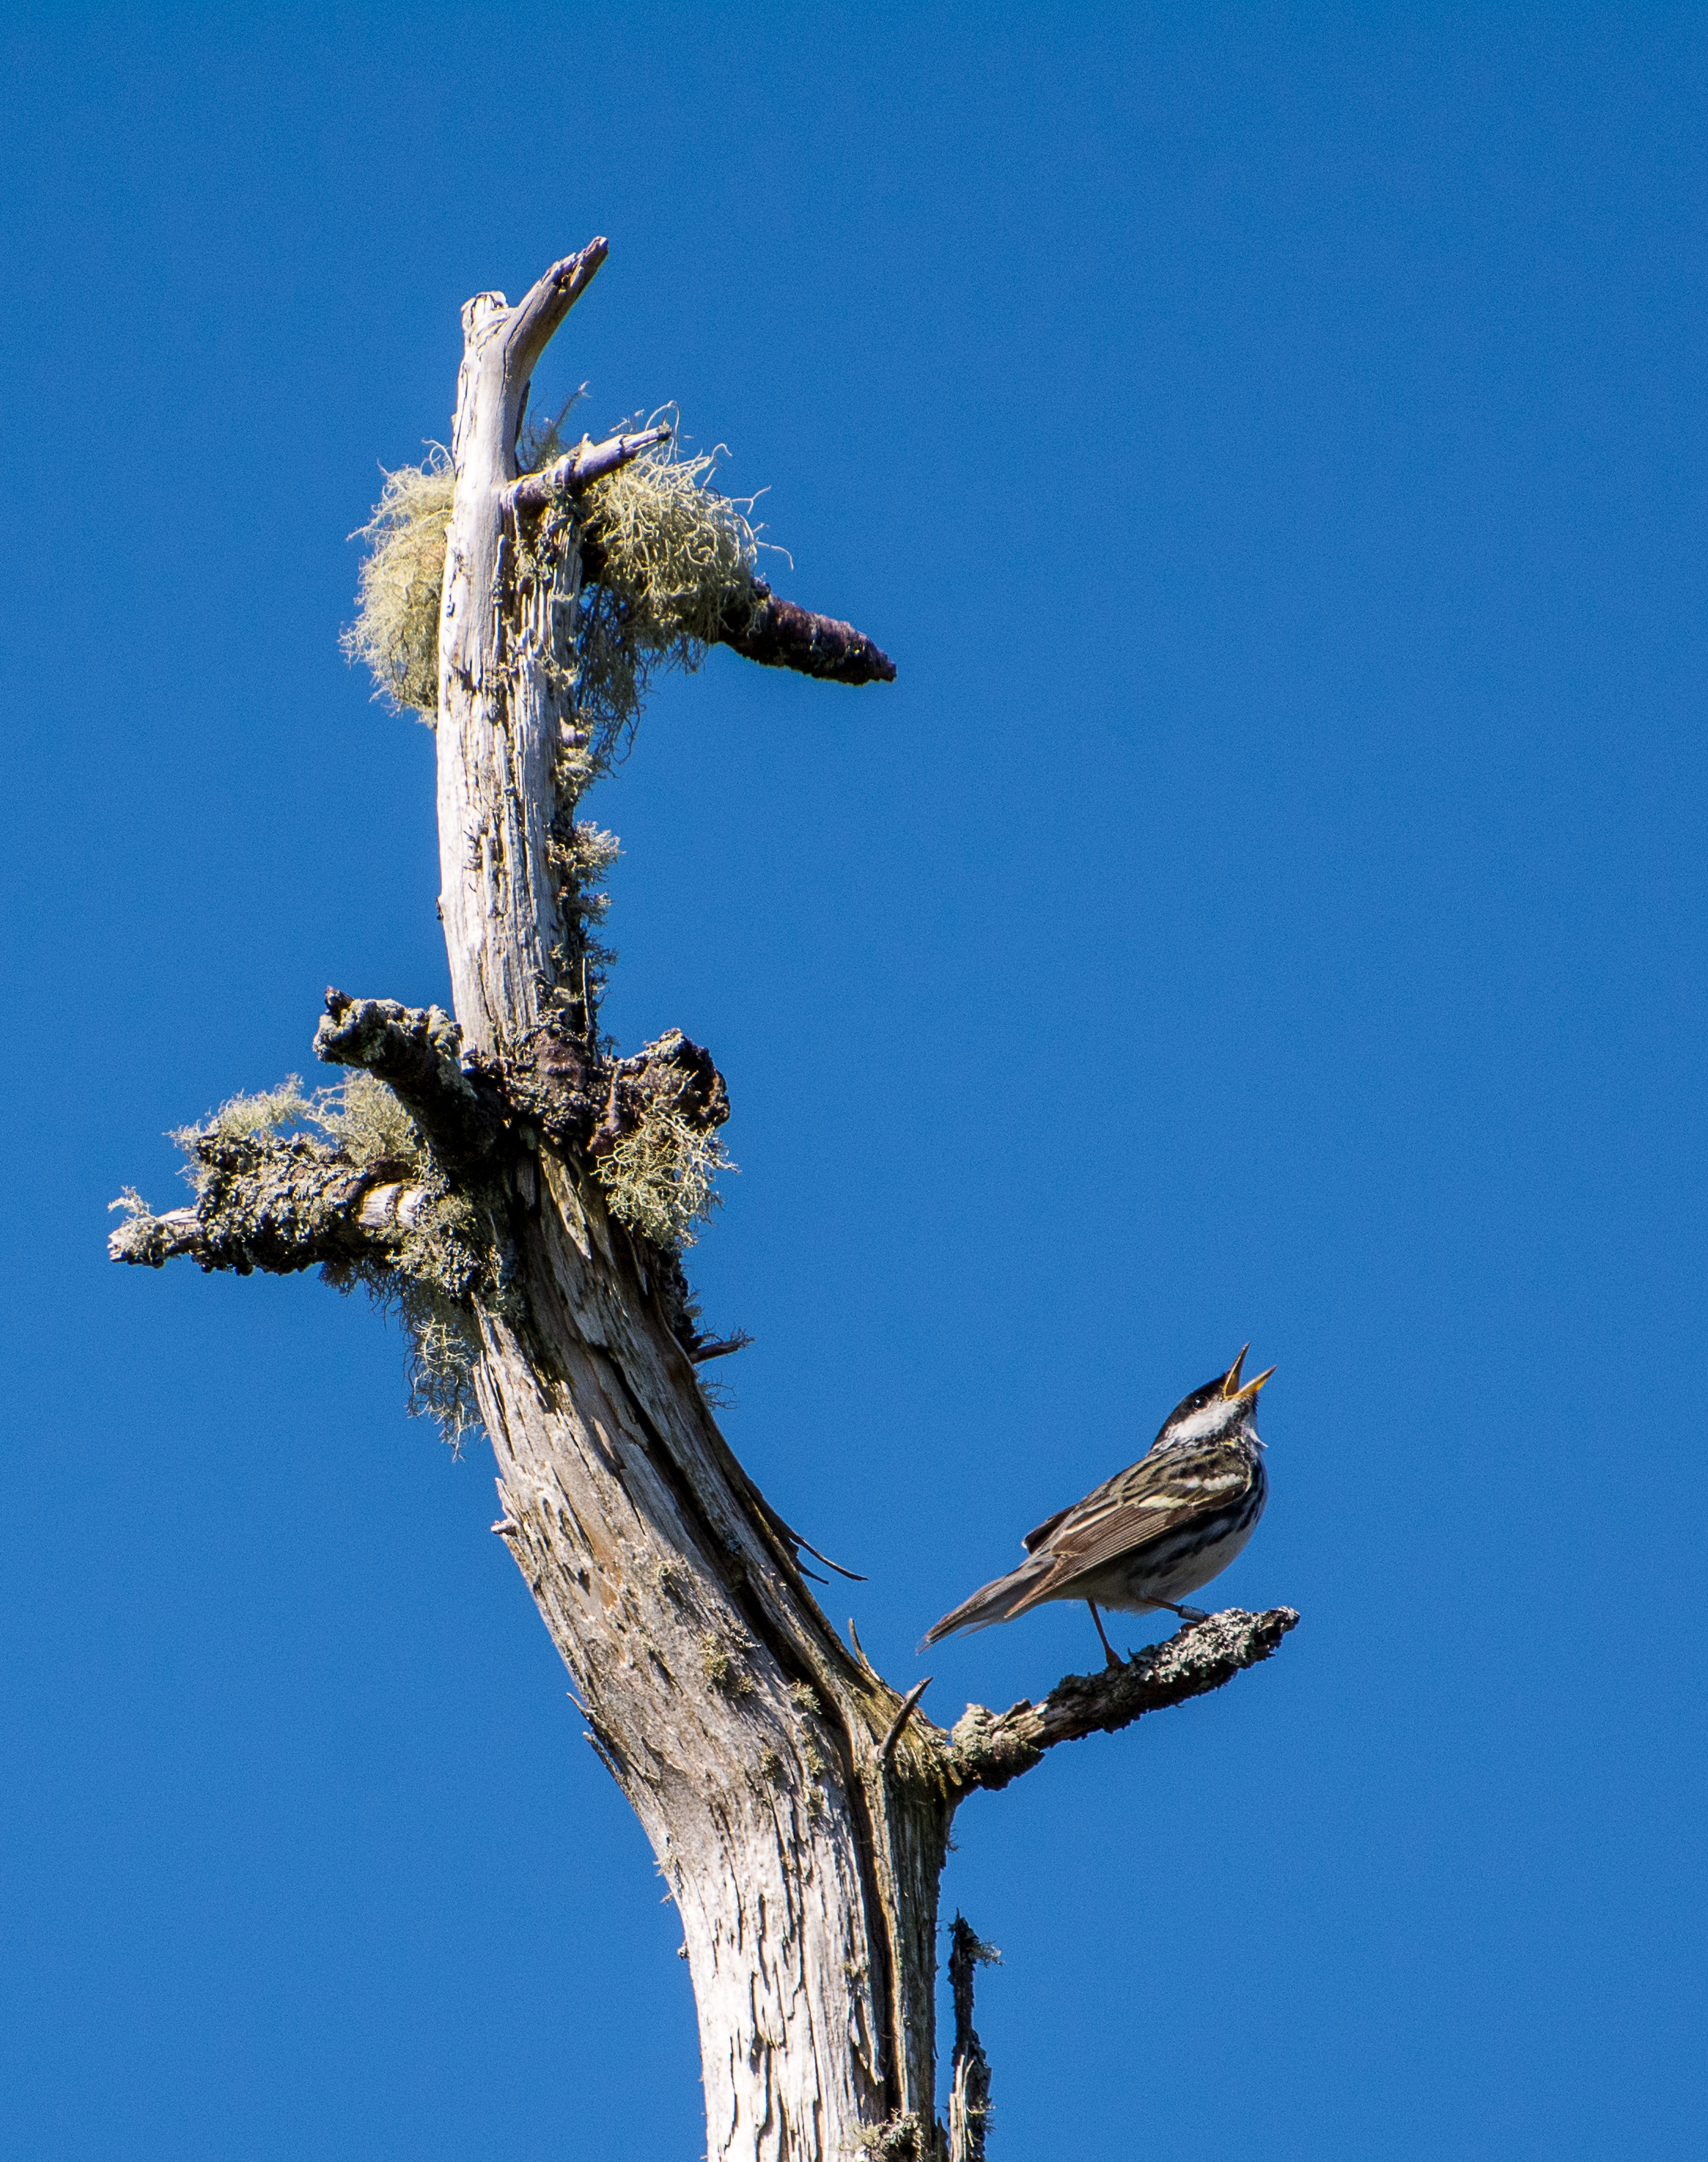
[1152,1345,1275,1452]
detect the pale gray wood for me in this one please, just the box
[433,243,949,2155]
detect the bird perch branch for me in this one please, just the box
[943,1606,1300,1795]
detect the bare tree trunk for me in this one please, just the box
[109,238,1297,2161]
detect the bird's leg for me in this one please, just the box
[1086,1602,1124,1671]
[1153,1598,1211,1624]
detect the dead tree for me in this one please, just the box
[109,238,1297,2161]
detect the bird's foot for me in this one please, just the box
[1087,1600,1125,1670]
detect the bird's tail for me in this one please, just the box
[919,1556,1053,1652]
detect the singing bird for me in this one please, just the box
[921,1348,1275,1669]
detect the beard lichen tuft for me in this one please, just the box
[311,1068,424,1163]
[344,419,759,746]
[171,1078,313,1177]
[170,1070,500,1452]
[594,1066,735,1253]
[326,1259,485,1456]
[341,448,454,719]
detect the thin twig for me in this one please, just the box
[879,1677,933,1766]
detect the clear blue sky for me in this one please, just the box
[3,6,1704,2157]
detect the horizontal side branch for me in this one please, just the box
[504,425,673,515]
[573,532,897,685]
[945,1606,1300,1795]
[718,579,898,684]
[108,1142,432,1276]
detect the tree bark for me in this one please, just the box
[109,239,1297,2160]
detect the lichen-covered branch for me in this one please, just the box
[107,1136,437,1277]
[504,424,674,515]
[941,1607,1300,1796]
[111,991,744,1380]
[313,990,507,1170]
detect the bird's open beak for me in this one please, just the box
[1223,1346,1276,1402]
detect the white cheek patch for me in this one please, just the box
[1166,1398,1234,1445]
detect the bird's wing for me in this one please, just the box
[1020,1446,1256,1597]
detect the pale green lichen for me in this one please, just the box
[596,1071,735,1252]
[171,1078,313,1171]
[700,1630,755,1699]
[312,1067,423,1163]
[344,421,759,742]
[848,2114,932,2159]
[168,1070,492,1452]
[341,448,454,718]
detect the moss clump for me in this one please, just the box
[171,1078,313,1161]
[598,1100,732,1251]
[312,1067,424,1163]
[343,422,759,743]
[345,1265,485,1454]
[341,449,455,718]
[567,428,759,759]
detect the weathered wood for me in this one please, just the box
[432,243,954,2154]
[436,242,608,1056]
[946,1606,1301,1796]
[503,422,673,514]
